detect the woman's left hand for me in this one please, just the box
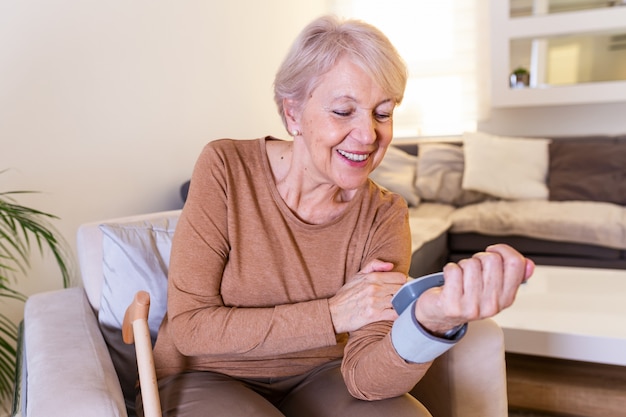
[414,244,535,337]
[329,259,406,334]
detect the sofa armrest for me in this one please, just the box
[411,319,508,417]
[23,287,127,417]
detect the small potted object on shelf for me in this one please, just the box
[510,67,530,88]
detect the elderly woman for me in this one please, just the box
[148,15,533,417]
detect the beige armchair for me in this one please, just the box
[15,210,508,417]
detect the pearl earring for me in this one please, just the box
[290,129,301,136]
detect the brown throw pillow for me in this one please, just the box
[548,138,626,205]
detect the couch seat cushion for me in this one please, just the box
[408,203,455,277]
[408,203,455,252]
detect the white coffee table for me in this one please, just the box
[492,265,626,366]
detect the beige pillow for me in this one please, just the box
[461,132,550,200]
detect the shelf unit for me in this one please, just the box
[490,0,626,107]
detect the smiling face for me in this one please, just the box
[285,58,396,193]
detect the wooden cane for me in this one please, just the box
[122,291,162,417]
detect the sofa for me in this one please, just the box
[369,131,626,277]
[15,210,510,417]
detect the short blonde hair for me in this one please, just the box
[273,15,408,129]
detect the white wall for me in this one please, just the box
[0,0,327,326]
[479,101,626,137]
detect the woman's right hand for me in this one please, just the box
[328,259,407,334]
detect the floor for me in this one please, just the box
[505,353,626,417]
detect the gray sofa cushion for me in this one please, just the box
[370,145,420,206]
[415,143,490,206]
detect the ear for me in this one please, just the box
[283,98,301,133]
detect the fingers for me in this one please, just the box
[359,258,395,274]
[360,259,407,285]
[485,243,531,286]
[329,262,407,333]
[440,258,496,320]
[412,244,535,336]
[470,251,507,315]
[329,279,399,333]
[485,243,529,271]
[525,258,536,281]
[440,244,531,320]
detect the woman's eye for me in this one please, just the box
[332,108,391,121]
[375,112,391,122]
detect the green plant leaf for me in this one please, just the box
[0,313,18,402]
[0,191,71,287]
[0,183,72,404]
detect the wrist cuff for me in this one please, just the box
[391,299,467,363]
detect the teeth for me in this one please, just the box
[338,149,370,162]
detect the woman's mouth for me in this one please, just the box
[337,149,370,162]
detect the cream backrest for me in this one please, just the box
[75,210,182,312]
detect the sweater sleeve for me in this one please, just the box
[166,141,338,359]
[340,193,433,400]
[342,322,431,400]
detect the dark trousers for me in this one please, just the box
[138,360,431,417]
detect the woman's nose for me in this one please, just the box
[352,114,377,144]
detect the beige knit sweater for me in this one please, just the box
[153,137,430,400]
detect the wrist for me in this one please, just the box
[442,323,466,339]
[414,308,467,340]
[422,322,467,340]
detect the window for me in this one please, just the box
[331,0,488,137]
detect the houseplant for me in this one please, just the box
[510,67,530,88]
[0,184,70,406]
